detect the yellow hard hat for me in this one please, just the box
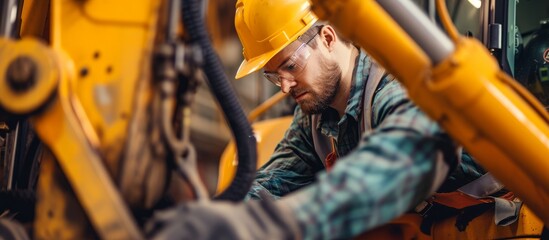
[234,0,318,79]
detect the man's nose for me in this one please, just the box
[280,77,297,93]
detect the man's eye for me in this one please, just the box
[283,63,297,72]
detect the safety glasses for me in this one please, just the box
[263,32,318,87]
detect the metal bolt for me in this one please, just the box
[79,67,89,78]
[6,56,37,92]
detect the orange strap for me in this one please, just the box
[429,192,493,209]
[429,191,515,209]
[325,138,337,171]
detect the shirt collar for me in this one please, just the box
[316,50,370,135]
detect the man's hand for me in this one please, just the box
[146,198,301,240]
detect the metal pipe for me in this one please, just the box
[6,122,18,190]
[427,0,436,22]
[166,0,180,41]
[0,0,18,38]
[377,0,455,64]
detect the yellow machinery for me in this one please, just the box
[1,0,170,238]
[0,0,548,239]
[0,0,259,238]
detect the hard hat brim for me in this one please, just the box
[235,48,279,79]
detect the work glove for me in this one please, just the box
[146,197,301,240]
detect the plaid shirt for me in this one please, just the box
[247,52,484,239]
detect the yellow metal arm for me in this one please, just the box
[0,0,166,238]
[32,57,144,240]
[247,91,289,122]
[311,0,549,224]
[0,36,144,240]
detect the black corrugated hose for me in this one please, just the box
[181,0,257,201]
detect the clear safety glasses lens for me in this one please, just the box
[262,43,311,87]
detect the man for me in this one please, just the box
[243,21,461,200]
[234,0,486,236]
[149,0,487,239]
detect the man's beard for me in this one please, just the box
[294,57,341,114]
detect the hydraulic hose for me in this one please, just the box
[181,0,257,201]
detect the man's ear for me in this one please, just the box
[319,25,337,52]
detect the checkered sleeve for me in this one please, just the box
[246,107,325,200]
[280,78,458,239]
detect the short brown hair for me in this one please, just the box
[297,23,352,48]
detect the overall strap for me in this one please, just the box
[360,61,386,133]
[311,114,332,166]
